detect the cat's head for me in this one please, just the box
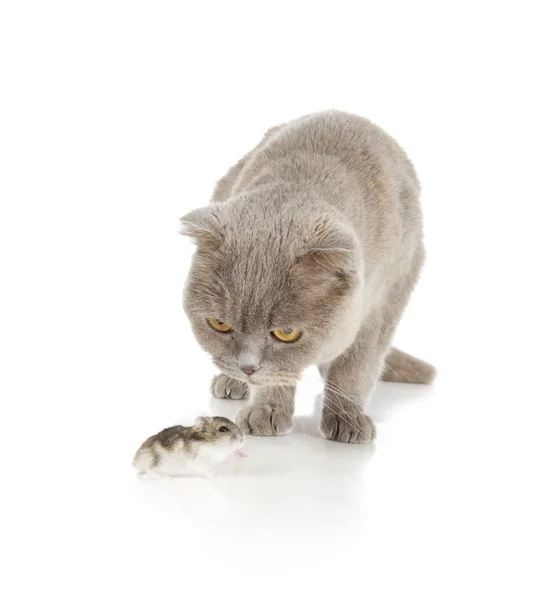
[180,200,363,386]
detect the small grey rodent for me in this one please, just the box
[133,416,247,478]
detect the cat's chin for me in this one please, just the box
[220,369,299,387]
[251,377,299,387]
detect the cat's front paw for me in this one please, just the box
[210,374,249,400]
[320,411,376,444]
[236,404,293,436]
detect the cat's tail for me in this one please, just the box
[380,347,436,384]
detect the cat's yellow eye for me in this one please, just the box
[271,328,301,342]
[207,318,233,333]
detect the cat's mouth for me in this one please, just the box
[237,371,298,386]
[251,375,298,386]
[215,360,299,386]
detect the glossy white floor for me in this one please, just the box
[11,350,547,599]
[3,3,550,599]
[6,199,549,594]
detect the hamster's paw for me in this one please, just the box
[236,404,293,436]
[320,411,376,444]
[211,374,249,400]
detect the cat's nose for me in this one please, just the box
[240,365,258,376]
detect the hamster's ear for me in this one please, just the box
[179,206,225,250]
[195,416,213,427]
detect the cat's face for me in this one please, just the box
[181,203,362,386]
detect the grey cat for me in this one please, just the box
[180,110,435,443]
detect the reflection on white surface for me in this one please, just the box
[134,392,375,540]
[130,382,371,553]
[128,378,435,556]
[5,4,550,595]
[113,374,546,598]
[8,332,548,598]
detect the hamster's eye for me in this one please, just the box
[207,318,233,333]
[219,426,229,433]
[271,328,301,342]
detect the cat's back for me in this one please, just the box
[215,111,423,257]
[268,110,407,162]
[234,111,419,208]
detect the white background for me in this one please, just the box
[1,1,549,598]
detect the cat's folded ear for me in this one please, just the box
[179,206,225,249]
[297,216,359,279]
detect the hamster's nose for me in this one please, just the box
[240,365,257,376]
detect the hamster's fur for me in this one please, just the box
[133,416,245,477]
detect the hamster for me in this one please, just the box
[132,416,247,478]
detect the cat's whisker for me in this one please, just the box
[290,372,368,435]
[321,383,365,413]
[302,372,365,412]
[315,382,368,431]
[322,396,367,436]
[280,385,304,435]
[317,375,362,402]
[323,383,365,413]
[322,393,359,428]
[322,403,364,438]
